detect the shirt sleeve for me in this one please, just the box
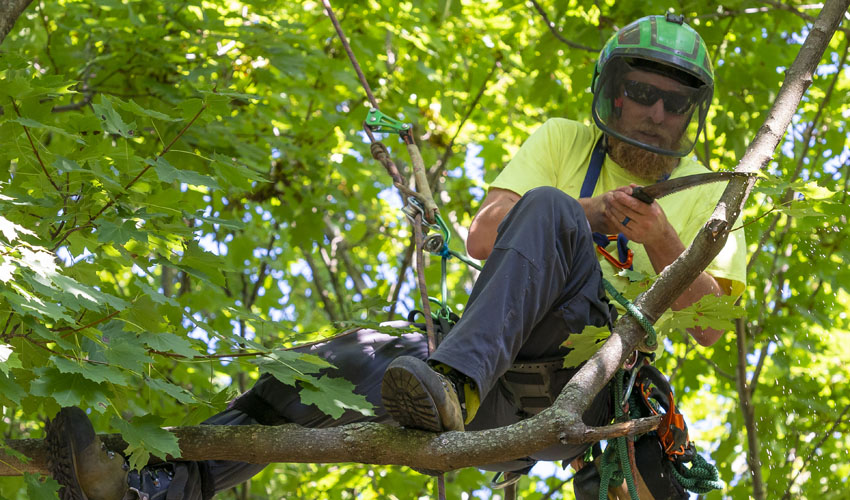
[489,119,575,195]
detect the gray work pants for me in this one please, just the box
[159,187,616,499]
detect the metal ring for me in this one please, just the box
[621,216,630,226]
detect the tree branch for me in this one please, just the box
[736,316,765,499]
[528,0,596,52]
[0,0,33,45]
[0,414,663,476]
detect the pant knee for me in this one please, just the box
[514,187,586,228]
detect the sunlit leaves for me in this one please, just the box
[0,0,848,498]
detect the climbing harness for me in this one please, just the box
[580,137,635,271]
[582,356,723,500]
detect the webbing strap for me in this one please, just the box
[580,137,634,270]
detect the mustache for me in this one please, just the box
[635,124,674,143]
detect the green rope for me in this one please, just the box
[602,278,657,349]
[672,453,725,494]
[598,370,640,500]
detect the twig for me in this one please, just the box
[759,0,850,34]
[428,58,500,185]
[36,2,58,73]
[528,0,597,52]
[56,310,121,338]
[9,98,61,192]
[747,339,771,399]
[321,0,379,109]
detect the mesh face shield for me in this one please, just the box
[591,58,712,157]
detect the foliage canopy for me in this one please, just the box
[1,0,848,499]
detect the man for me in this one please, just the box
[47,14,746,500]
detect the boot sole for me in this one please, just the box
[46,408,92,500]
[381,356,446,432]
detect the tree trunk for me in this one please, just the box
[0,0,33,45]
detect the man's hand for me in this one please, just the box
[581,184,727,346]
[604,184,677,249]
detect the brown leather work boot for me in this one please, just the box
[46,407,129,500]
[381,356,464,432]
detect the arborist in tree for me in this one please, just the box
[46,13,746,500]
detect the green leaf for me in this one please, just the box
[91,96,136,138]
[25,472,61,500]
[96,219,148,245]
[50,355,130,386]
[182,210,245,230]
[116,98,181,122]
[102,330,154,373]
[178,98,205,121]
[146,156,221,190]
[0,344,22,375]
[29,367,111,409]
[12,117,86,144]
[134,280,180,306]
[251,350,331,387]
[299,375,375,419]
[50,274,129,311]
[1,285,75,323]
[142,332,200,358]
[146,377,198,405]
[111,414,181,471]
[0,371,26,405]
[562,326,611,368]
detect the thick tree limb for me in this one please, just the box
[0,414,663,476]
[2,0,847,481]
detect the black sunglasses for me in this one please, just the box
[623,80,696,115]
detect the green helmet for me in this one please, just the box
[591,13,714,157]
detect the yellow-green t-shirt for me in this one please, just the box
[490,118,747,298]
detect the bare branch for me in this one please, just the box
[736,316,766,499]
[9,97,62,192]
[528,0,596,52]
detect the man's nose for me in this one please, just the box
[647,99,666,123]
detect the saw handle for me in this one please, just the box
[630,186,655,204]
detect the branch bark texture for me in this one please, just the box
[0,0,32,45]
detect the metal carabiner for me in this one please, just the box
[490,471,522,489]
[620,352,647,409]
